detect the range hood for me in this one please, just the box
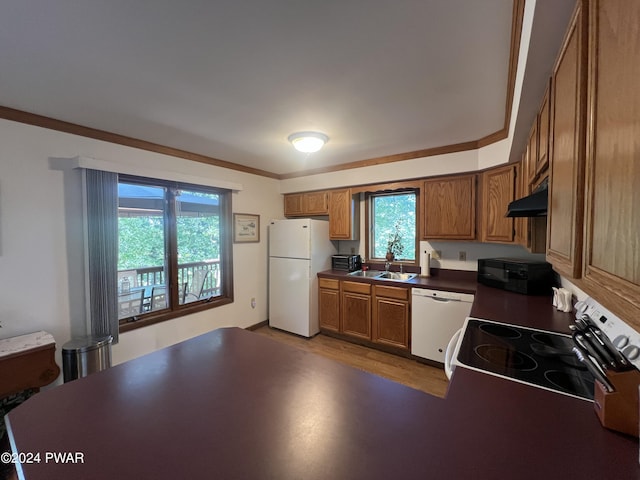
[506,177,548,217]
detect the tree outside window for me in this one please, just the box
[370,192,417,261]
[117,176,233,328]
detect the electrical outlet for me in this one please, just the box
[459,251,467,261]
[432,250,442,260]
[350,247,356,254]
[251,297,256,309]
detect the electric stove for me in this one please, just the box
[454,318,595,401]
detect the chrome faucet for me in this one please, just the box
[385,260,391,272]
[400,263,404,274]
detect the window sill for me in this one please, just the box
[119,296,233,333]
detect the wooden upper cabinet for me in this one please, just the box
[527,118,539,184]
[479,164,516,243]
[284,191,328,217]
[303,191,328,215]
[546,1,587,279]
[283,193,304,217]
[582,0,640,322]
[328,188,357,240]
[514,159,529,247]
[422,174,476,240]
[536,80,551,176]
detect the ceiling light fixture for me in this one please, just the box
[288,131,329,153]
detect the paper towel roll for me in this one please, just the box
[420,251,431,277]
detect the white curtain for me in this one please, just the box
[85,169,119,343]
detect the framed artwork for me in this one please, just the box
[233,213,260,243]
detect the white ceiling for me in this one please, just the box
[0,1,569,176]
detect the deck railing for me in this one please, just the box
[124,260,221,298]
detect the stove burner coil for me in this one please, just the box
[544,370,594,397]
[474,344,538,371]
[479,323,522,339]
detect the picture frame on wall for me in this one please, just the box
[233,213,260,243]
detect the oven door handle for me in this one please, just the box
[444,328,462,380]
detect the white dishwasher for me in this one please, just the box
[411,288,474,363]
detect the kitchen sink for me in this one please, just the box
[347,270,417,282]
[376,272,417,281]
[348,270,385,277]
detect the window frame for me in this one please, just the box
[118,174,233,333]
[365,188,419,265]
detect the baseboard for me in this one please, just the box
[245,320,268,331]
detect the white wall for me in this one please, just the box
[0,1,544,374]
[0,118,282,374]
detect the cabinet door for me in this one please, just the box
[319,288,340,332]
[514,159,529,247]
[284,194,304,217]
[527,119,539,184]
[422,174,476,240]
[341,281,371,340]
[304,191,329,215]
[342,292,371,340]
[583,0,640,321]
[536,80,551,176]
[372,286,409,350]
[480,164,516,243]
[547,2,587,279]
[319,278,340,332]
[329,188,355,240]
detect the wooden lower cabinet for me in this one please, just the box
[319,278,411,353]
[318,278,340,332]
[341,281,371,340]
[372,285,410,350]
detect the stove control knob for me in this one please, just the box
[622,344,640,361]
[613,335,630,349]
[575,301,588,315]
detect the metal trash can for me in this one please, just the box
[62,335,113,382]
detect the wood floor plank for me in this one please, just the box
[252,326,449,398]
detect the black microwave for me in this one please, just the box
[477,258,553,295]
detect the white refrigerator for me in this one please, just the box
[269,219,337,337]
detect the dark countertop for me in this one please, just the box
[319,268,478,294]
[6,274,640,479]
[319,269,575,333]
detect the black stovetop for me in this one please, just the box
[456,318,595,401]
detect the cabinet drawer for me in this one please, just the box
[374,285,410,301]
[319,278,339,290]
[342,281,371,295]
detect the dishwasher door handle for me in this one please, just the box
[423,295,461,303]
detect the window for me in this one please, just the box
[117,175,233,328]
[369,191,417,262]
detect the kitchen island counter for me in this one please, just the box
[7,276,640,479]
[7,327,639,479]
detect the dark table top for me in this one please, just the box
[7,285,640,479]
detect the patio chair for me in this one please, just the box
[150,286,167,310]
[118,290,144,319]
[184,269,210,303]
[117,270,138,293]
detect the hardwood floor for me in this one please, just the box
[252,326,450,398]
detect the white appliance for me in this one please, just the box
[269,219,337,337]
[411,288,474,363]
